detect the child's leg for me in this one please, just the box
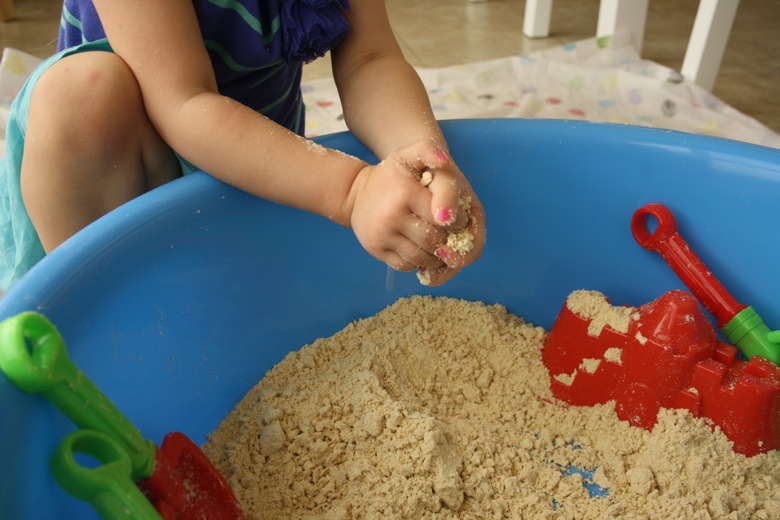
[20,51,181,253]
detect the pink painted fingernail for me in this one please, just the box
[437,207,453,224]
[436,247,448,260]
[435,149,447,162]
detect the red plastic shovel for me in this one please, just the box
[631,202,780,365]
[0,311,245,519]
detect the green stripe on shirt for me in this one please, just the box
[206,0,279,46]
[204,39,284,72]
[258,72,299,114]
[60,6,89,44]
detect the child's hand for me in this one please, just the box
[347,139,485,286]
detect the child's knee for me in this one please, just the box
[29,51,146,148]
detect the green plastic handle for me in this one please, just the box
[50,429,163,520]
[722,307,780,366]
[0,312,156,482]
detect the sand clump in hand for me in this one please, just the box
[444,195,476,255]
[203,295,780,519]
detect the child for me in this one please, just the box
[0,0,485,292]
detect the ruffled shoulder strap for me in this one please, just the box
[280,0,351,63]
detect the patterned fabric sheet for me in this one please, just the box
[2,32,779,161]
[303,32,780,149]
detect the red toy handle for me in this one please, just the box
[631,202,747,327]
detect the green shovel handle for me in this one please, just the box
[722,307,780,366]
[50,429,163,520]
[0,312,156,481]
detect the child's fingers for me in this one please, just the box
[398,207,449,252]
[381,238,443,272]
[427,172,468,229]
[421,262,460,286]
[359,139,486,286]
[424,191,486,285]
[394,143,468,231]
[382,252,416,273]
[407,145,468,231]
[391,138,451,180]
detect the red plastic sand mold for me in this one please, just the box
[542,204,780,457]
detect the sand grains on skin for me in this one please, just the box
[204,295,780,520]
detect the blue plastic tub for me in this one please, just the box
[2,119,780,518]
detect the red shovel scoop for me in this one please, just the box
[0,312,245,519]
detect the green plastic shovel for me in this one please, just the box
[0,311,157,481]
[50,429,163,520]
[0,311,245,519]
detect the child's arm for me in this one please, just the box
[333,0,486,284]
[93,0,364,225]
[92,0,481,285]
[333,0,444,160]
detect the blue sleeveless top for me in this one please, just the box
[58,0,351,135]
